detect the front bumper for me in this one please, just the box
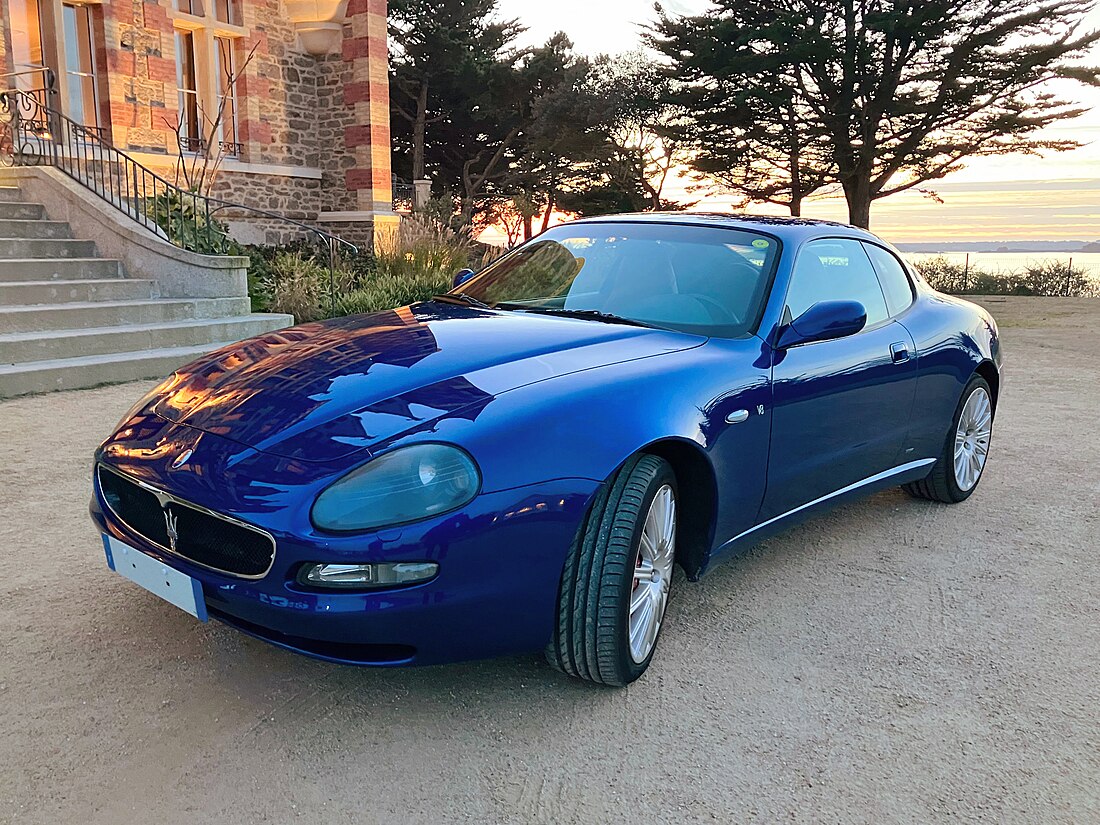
[91,472,599,666]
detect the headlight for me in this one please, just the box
[311,443,480,532]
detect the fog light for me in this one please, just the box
[299,562,438,589]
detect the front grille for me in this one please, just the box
[97,465,276,578]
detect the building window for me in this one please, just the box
[169,0,244,156]
[61,3,99,129]
[214,37,238,149]
[214,0,234,25]
[175,31,201,150]
[9,0,102,130]
[9,0,46,86]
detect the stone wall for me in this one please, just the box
[315,52,358,213]
[210,167,323,223]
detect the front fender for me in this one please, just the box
[374,336,773,556]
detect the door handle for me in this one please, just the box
[890,342,910,363]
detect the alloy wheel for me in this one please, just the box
[953,386,992,492]
[629,484,676,663]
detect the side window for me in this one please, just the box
[785,239,889,327]
[863,243,915,316]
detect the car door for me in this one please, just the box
[760,238,918,521]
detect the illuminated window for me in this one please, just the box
[9,0,101,129]
[9,0,45,82]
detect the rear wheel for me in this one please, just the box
[904,375,993,503]
[545,454,677,686]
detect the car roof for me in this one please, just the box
[568,212,882,244]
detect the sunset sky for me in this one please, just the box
[499,0,1100,243]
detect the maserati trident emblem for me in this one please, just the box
[164,507,179,552]
[171,448,193,470]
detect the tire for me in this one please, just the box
[545,454,677,686]
[903,374,994,503]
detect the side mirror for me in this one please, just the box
[452,268,476,288]
[778,300,867,348]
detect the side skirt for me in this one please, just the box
[701,458,936,572]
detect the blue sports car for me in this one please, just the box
[91,215,1001,686]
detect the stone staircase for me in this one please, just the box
[0,184,293,399]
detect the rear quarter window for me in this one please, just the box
[863,243,915,316]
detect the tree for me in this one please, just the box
[588,52,689,213]
[653,18,835,215]
[388,0,524,183]
[507,34,607,237]
[653,0,1100,227]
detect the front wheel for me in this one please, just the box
[545,454,677,686]
[904,375,994,503]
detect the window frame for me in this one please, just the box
[169,0,247,157]
[780,236,894,340]
[10,0,106,132]
[61,3,100,129]
[861,240,917,320]
[175,30,202,149]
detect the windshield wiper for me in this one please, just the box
[434,292,494,310]
[501,306,657,329]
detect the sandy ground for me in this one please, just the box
[1,296,1098,824]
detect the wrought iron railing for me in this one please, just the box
[392,175,414,213]
[0,74,357,316]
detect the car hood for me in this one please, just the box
[152,302,703,463]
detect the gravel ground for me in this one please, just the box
[1,296,1098,824]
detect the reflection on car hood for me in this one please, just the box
[152,302,703,462]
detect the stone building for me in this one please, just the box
[0,0,395,245]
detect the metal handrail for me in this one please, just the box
[0,66,57,84]
[0,79,357,315]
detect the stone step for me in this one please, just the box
[0,296,251,334]
[0,330,291,398]
[0,219,72,239]
[0,187,23,202]
[0,314,292,363]
[0,258,123,281]
[0,278,156,306]
[0,238,97,259]
[0,202,46,220]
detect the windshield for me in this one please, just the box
[451,222,781,338]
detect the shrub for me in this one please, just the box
[334,269,455,316]
[914,257,1098,297]
[244,217,480,321]
[375,217,473,280]
[243,241,377,313]
[258,251,354,323]
[1015,261,1096,297]
[331,217,474,314]
[146,190,231,254]
[913,256,989,294]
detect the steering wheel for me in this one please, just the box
[689,294,741,326]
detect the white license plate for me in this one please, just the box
[102,534,208,621]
